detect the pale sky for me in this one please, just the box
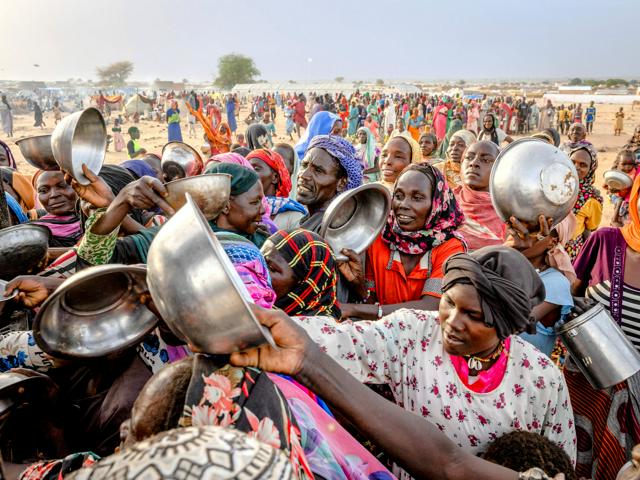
[2,0,638,83]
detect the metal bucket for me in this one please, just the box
[558,303,640,389]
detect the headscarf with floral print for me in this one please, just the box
[381,163,466,255]
[571,143,603,212]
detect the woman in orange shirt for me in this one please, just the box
[339,163,466,319]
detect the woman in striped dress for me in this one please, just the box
[566,173,640,480]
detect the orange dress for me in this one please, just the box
[365,235,465,305]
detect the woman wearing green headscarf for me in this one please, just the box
[75,163,268,266]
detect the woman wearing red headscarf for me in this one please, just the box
[246,149,307,230]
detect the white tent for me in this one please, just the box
[124,94,154,114]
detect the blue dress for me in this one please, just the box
[166,108,183,142]
[226,99,237,132]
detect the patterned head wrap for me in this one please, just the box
[267,228,340,318]
[306,135,363,190]
[382,164,466,255]
[570,143,603,212]
[0,140,17,169]
[246,149,292,198]
[442,246,545,340]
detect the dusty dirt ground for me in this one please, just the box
[6,101,639,225]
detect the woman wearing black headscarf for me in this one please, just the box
[231,246,577,479]
[246,123,271,150]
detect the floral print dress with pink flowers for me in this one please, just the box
[294,308,576,480]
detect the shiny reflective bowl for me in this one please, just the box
[0,280,17,316]
[319,183,391,262]
[146,193,275,354]
[15,135,58,171]
[603,169,633,192]
[0,224,50,281]
[33,265,157,359]
[490,138,579,230]
[161,142,203,181]
[164,174,231,220]
[51,107,106,185]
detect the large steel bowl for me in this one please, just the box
[603,169,633,192]
[51,107,106,185]
[490,138,579,230]
[15,135,58,171]
[146,193,275,354]
[33,265,157,359]
[161,142,203,181]
[164,174,231,220]
[0,224,50,281]
[319,183,391,262]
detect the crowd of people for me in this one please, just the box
[0,88,640,480]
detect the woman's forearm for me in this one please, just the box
[296,346,518,480]
[90,199,131,235]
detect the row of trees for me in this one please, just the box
[568,77,637,88]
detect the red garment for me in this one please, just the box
[292,100,308,128]
[449,337,512,393]
[454,186,506,251]
[365,235,465,305]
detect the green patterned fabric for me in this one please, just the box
[76,209,120,265]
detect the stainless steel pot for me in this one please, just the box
[33,265,157,359]
[15,135,58,171]
[146,193,275,353]
[319,183,391,262]
[51,108,106,185]
[161,142,203,181]
[164,173,231,220]
[0,224,50,281]
[558,303,640,389]
[490,138,579,230]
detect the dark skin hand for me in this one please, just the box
[4,275,65,308]
[89,175,174,236]
[67,164,150,234]
[230,305,550,480]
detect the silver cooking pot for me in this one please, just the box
[558,303,640,389]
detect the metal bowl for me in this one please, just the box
[33,265,157,359]
[603,169,633,192]
[164,174,231,220]
[161,142,203,181]
[490,138,579,230]
[0,280,17,316]
[15,135,58,171]
[319,183,391,262]
[146,193,275,354]
[51,107,106,185]
[0,224,50,281]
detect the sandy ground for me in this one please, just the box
[5,102,639,225]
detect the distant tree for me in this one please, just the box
[214,54,260,89]
[335,76,344,83]
[182,78,189,84]
[605,78,628,87]
[288,80,297,84]
[375,78,385,85]
[568,77,583,86]
[630,79,639,86]
[583,79,601,87]
[457,79,466,86]
[96,61,134,87]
